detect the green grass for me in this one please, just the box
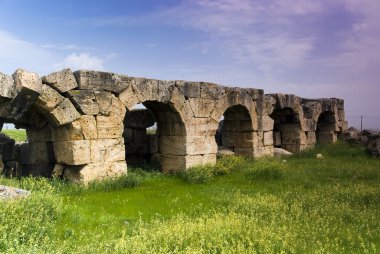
[1,129,27,142]
[1,142,379,253]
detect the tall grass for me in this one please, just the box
[0,143,379,253]
[0,129,27,142]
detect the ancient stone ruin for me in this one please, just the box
[0,69,348,182]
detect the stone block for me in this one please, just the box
[42,69,78,93]
[119,84,140,109]
[35,84,65,111]
[157,122,186,136]
[176,81,201,98]
[185,153,216,169]
[63,161,127,183]
[53,140,91,165]
[189,98,216,118]
[13,68,41,94]
[49,99,81,126]
[338,110,345,121]
[73,70,129,93]
[263,131,273,146]
[94,91,113,115]
[159,136,187,156]
[90,138,125,163]
[262,116,274,131]
[96,115,124,139]
[0,72,14,98]
[200,82,225,100]
[187,136,218,155]
[67,90,100,115]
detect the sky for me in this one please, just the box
[0,0,379,129]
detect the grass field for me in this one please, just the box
[1,129,27,142]
[0,142,379,253]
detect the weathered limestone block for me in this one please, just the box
[90,138,125,163]
[157,80,175,102]
[157,122,186,136]
[275,94,302,111]
[189,98,216,118]
[306,131,316,144]
[52,115,97,141]
[186,154,216,168]
[13,68,42,94]
[35,84,65,111]
[119,84,140,109]
[302,101,322,120]
[338,110,345,121]
[263,95,276,115]
[49,99,81,126]
[74,70,129,93]
[262,116,274,131]
[5,69,41,121]
[21,142,55,164]
[132,78,159,101]
[200,82,225,100]
[263,131,273,146]
[63,161,127,183]
[176,81,201,98]
[96,98,125,139]
[53,140,91,165]
[42,69,78,93]
[187,136,218,155]
[0,72,14,98]
[159,136,187,156]
[94,91,113,115]
[67,90,100,115]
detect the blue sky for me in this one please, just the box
[0,0,379,129]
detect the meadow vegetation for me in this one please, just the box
[0,129,27,142]
[0,142,379,253]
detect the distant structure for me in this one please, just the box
[0,69,347,182]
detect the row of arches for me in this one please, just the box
[122,100,338,170]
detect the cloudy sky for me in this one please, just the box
[0,0,379,129]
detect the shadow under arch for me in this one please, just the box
[270,107,302,153]
[316,111,337,144]
[215,104,254,156]
[123,100,187,172]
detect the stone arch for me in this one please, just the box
[316,111,338,144]
[217,104,255,156]
[123,100,187,172]
[270,107,303,153]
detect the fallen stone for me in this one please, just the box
[274,148,293,156]
[217,146,235,156]
[0,185,31,200]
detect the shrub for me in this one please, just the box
[249,158,286,180]
[214,155,245,175]
[87,173,141,192]
[181,164,215,184]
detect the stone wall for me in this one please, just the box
[0,68,348,182]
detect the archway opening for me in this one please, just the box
[216,105,254,156]
[316,111,337,144]
[123,101,186,171]
[270,107,302,153]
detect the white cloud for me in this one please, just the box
[0,30,57,74]
[55,53,105,71]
